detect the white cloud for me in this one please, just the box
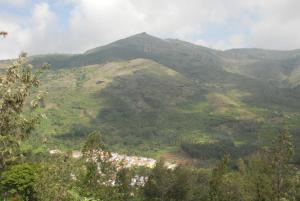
[195,39,209,47]
[0,2,59,59]
[248,0,300,49]
[55,0,246,52]
[212,34,246,50]
[63,0,145,52]
[28,3,60,53]
[1,0,300,59]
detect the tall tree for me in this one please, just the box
[0,53,47,170]
[209,155,230,201]
[241,129,298,201]
[247,151,273,201]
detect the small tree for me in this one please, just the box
[80,132,117,200]
[115,168,134,201]
[82,132,114,186]
[34,154,77,201]
[168,166,195,201]
[143,159,173,201]
[0,163,38,200]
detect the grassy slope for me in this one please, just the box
[21,58,300,161]
[9,33,300,161]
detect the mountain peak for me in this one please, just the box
[120,32,164,42]
[137,32,148,36]
[85,32,168,54]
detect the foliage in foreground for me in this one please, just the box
[0,130,299,201]
[0,53,47,171]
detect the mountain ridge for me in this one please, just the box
[1,32,300,161]
[21,33,300,88]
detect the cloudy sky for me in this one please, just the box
[0,0,300,59]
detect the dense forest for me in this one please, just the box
[181,140,258,160]
[0,54,299,201]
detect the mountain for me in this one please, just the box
[221,48,300,86]
[5,33,300,162]
[29,33,300,87]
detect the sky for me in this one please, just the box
[0,0,300,59]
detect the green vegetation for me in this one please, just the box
[11,34,300,161]
[181,140,258,160]
[0,52,299,200]
[0,53,47,170]
[23,56,300,160]
[0,163,38,200]
[4,131,299,201]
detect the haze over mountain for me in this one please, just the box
[4,33,300,161]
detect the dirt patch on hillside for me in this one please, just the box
[162,150,196,166]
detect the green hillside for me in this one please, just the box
[7,33,300,162]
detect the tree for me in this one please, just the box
[115,168,134,201]
[209,154,229,201]
[82,131,114,185]
[239,129,298,201]
[168,166,195,201]
[143,159,173,201]
[192,169,210,201]
[0,163,38,200]
[0,53,47,171]
[246,151,273,201]
[269,129,296,201]
[34,154,78,201]
[80,132,117,200]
